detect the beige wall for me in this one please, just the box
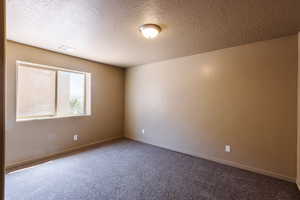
[297,32,300,187]
[0,0,5,199]
[5,41,125,166]
[125,35,298,181]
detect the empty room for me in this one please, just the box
[1,0,300,199]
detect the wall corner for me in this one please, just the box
[297,32,300,190]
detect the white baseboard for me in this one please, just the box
[126,136,296,183]
[7,135,297,184]
[297,180,300,190]
[6,135,123,172]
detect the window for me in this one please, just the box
[16,61,91,121]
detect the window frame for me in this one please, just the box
[16,61,91,121]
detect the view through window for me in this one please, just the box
[16,61,91,120]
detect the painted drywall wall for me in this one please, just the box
[125,35,298,180]
[0,0,5,199]
[297,32,300,188]
[5,41,125,166]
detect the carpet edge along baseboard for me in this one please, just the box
[5,135,124,173]
[125,136,296,183]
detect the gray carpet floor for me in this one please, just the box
[6,139,300,200]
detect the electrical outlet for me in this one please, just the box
[142,129,145,134]
[225,145,231,152]
[74,134,79,141]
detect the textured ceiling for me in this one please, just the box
[7,0,300,67]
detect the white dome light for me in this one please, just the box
[139,24,161,39]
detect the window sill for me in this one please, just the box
[16,114,91,122]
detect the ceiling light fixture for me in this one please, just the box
[139,24,161,39]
